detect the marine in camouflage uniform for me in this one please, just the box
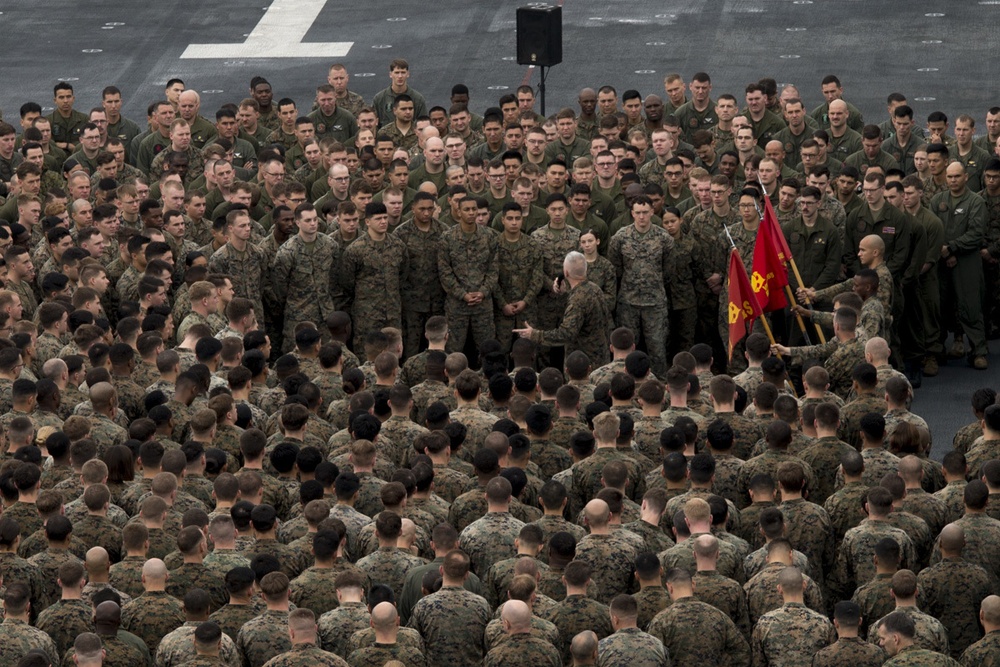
[407,584,491,667]
[4,502,44,539]
[156,621,240,667]
[646,595,749,667]
[272,233,342,351]
[899,487,949,538]
[530,224,582,343]
[109,555,147,600]
[208,240,267,319]
[692,570,752,638]
[34,598,93,657]
[149,144,205,183]
[597,627,670,667]
[744,561,825,625]
[459,511,525,576]
[819,634,888,667]
[839,393,888,449]
[318,601,370,658]
[658,533,746,584]
[289,564,366,617]
[575,531,638,604]
[622,519,675,555]
[934,481,968,525]
[121,590,187,655]
[29,546,84,610]
[798,435,856,505]
[831,519,916,601]
[545,593,614,664]
[960,629,1000,667]
[481,629,560,667]
[236,609,291,667]
[572,448,647,509]
[869,606,951,656]
[167,563,228,612]
[346,641,425,667]
[355,546,427,600]
[825,480,871,542]
[0,617,59,665]
[261,642,349,667]
[437,223,499,354]
[751,601,836,667]
[340,228,408,348]
[859,447,901,487]
[608,221,674,378]
[494,231,545,353]
[88,412,130,455]
[529,279,612,369]
[918,555,995,656]
[346,626,425,655]
[393,218,448,359]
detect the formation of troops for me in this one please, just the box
[0,58,995,667]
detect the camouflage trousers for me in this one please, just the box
[616,301,668,378]
[402,306,443,360]
[445,302,496,357]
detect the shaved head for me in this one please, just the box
[371,601,398,630]
[501,599,532,633]
[777,566,804,593]
[571,630,599,662]
[983,595,1000,625]
[94,600,121,625]
[939,523,965,554]
[861,234,885,254]
[85,546,110,573]
[693,534,720,558]
[142,558,168,581]
[584,499,610,528]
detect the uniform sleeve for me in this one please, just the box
[843,209,862,273]
[482,236,500,298]
[534,290,587,348]
[522,243,546,307]
[813,277,851,303]
[740,617,760,667]
[828,539,852,601]
[951,194,987,255]
[789,339,839,364]
[608,234,624,279]
[339,243,358,299]
[436,236,466,301]
[271,247,292,304]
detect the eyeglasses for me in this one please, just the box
[738,203,757,209]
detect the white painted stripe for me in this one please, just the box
[181,0,352,59]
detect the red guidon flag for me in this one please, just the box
[727,247,762,360]
[761,195,792,263]
[751,219,788,313]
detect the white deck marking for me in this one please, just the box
[181,0,352,59]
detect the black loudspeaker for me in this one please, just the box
[516,6,562,67]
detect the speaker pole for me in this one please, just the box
[539,66,546,117]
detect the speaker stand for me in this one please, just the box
[538,65,549,117]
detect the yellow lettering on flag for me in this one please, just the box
[728,301,740,324]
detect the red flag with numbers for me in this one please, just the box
[751,219,788,313]
[727,248,762,360]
